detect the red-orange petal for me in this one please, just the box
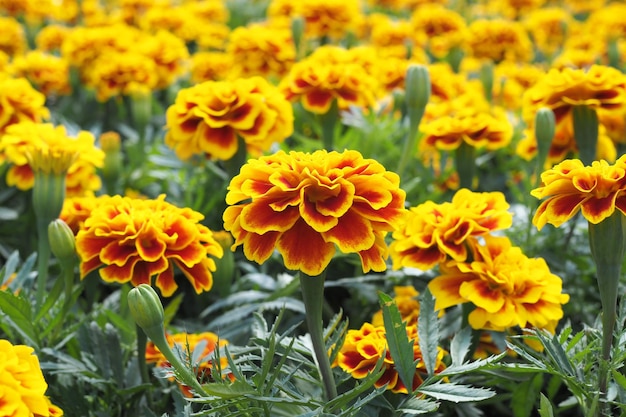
[277,218,335,275]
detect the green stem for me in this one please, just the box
[298,270,337,400]
[588,213,626,415]
[35,217,50,310]
[455,142,476,190]
[572,105,599,165]
[319,99,339,151]
[137,324,151,385]
[397,104,424,179]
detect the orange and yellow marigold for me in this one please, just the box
[223,149,406,276]
[76,195,224,297]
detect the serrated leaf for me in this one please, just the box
[417,381,495,403]
[0,251,19,282]
[438,352,506,377]
[612,369,626,391]
[418,287,439,376]
[0,291,38,347]
[511,373,542,417]
[538,393,555,417]
[201,380,256,399]
[450,327,472,367]
[379,292,415,393]
[397,396,440,415]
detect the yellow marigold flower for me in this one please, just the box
[410,4,466,59]
[0,77,49,133]
[272,0,361,40]
[335,322,447,394]
[226,24,295,78]
[466,19,533,63]
[429,235,569,332]
[524,7,574,58]
[223,149,406,276]
[531,157,626,229]
[137,30,189,90]
[146,331,231,396]
[9,51,72,96]
[420,104,513,152]
[190,51,233,83]
[0,339,51,417]
[584,3,626,43]
[35,24,71,53]
[139,4,203,43]
[165,76,293,161]
[368,16,412,59]
[184,0,229,24]
[522,65,626,129]
[493,0,547,20]
[371,285,420,327]
[279,45,378,113]
[76,194,224,297]
[195,22,230,51]
[564,0,605,15]
[42,396,64,417]
[0,122,104,196]
[85,51,158,101]
[0,16,26,57]
[390,189,512,271]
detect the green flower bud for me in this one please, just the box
[291,16,305,60]
[405,64,430,112]
[48,219,77,267]
[128,284,165,338]
[572,104,599,165]
[534,107,556,176]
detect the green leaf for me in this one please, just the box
[449,327,472,367]
[0,291,38,347]
[418,287,439,376]
[538,393,555,417]
[201,380,256,399]
[612,369,626,391]
[417,381,495,403]
[0,251,19,282]
[397,396,440,415]
[511,373,542,417]
[379,291,416,393]
[438,352,506,377]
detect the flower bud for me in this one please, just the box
[405,64,430,112]
[48,219,76,267]
[291,16,305,60]
[534,107,555,173]
[128,284,165,337]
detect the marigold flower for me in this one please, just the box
[146,331,231,396]
[492,62,545,111]
[0,339,51,417]
[420,106,513,152]
[366,15,412,58]
[226,24,295,78]
[165,76,293,161]
[410,4,466,59]
[390,189,512,271]
[0,77,49,134]
[524,7,574,58]
[9,51,72,96]
[0,122,104,196]
[137,30,189,90]
[85,51,158,101]
[223,149,406,276]
[61,195,114,233]
[336,322,447,393]
[279,45,378,114]
[531,156,626,229]
[189,52,233,84]
[76,195,224,297]
[35,24,71,52]
[466,19,533,63]
[0,16,26,57]
[523,65,626,129]
[429,236,569,332]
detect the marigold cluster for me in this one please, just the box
[390,189,512,271]
[410,4,466,59]
[165,76,294,161]
[465,19,533,63]
[336,322,447,393]
[223,149,406,276]
[76,195,224,297]
[9,51,71,96]
[0,77,49,134]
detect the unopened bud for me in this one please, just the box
[48,219,76,267]
[405,64,430,111]
[535,107,555,167]
[128,284,165,337]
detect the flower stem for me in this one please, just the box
[572,105,598,165]
[35,217,51,310]
[298,270,337,400]
[319,99,339,151]
[588,212,626,415]
[455,142,476,190]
